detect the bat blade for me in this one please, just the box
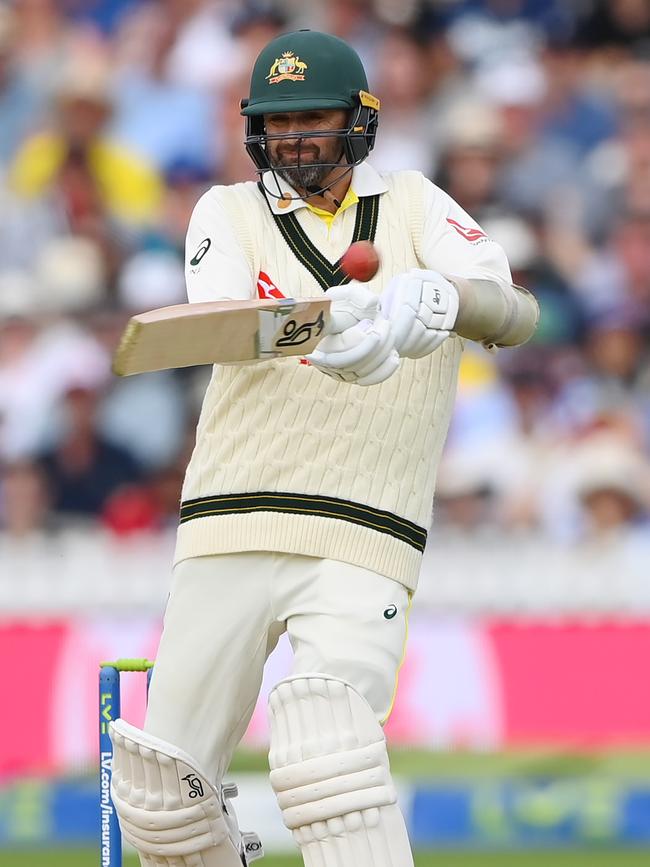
[112,297,331,376]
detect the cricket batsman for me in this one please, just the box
[109,30,539,866]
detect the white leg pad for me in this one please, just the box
[109,719,243,866]
[268,675,414,867]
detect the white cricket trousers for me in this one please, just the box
[144,551,411,783]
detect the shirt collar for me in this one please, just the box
[260,161,388,216]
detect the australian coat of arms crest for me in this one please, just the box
[267,51,308,85]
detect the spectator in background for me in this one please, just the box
[212,5,288,185]
[8,55,163,231]
[109,3,218,175]
[155,0,241,91]
[573,437,650,545]
[157,159,214,249]
[0,269,110,461]
[478,55,583,222]
[38,384,143,519]
[0,462,52,539]
[97,249,190,471]
[62,0,144,37]
[11,0,75,90]
[580,59,650,239]
[293,0,382,78]
[538,35,617,157]
[0,5,48,164]
[575,0,650,52]
[552,304,650,447]
[369,28,440,175]
[433,99,505,223]
[434,449,499,532]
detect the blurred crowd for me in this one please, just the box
[1,0,650,560]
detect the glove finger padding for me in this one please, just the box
[325,282,379,335]
[306,318,398,387]
[380,274,422,349]
[355,348,400,385]
[352,318,396,376]
[403,328,449,359]
[307,319,381,371]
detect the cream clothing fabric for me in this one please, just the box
[144,552,411,784]
[176,164,512,589]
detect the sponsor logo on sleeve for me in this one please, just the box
[190,238,211,268]
[257,271,286,299]
[446,218,488,244]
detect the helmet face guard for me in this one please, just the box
[241,95,379,199]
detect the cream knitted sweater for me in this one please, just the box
[176,166,511,590]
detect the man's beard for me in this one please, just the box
[271,159,330,191]
[274,163,329,190]
[269,144,342,192]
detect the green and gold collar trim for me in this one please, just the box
[180,490,427,552]
[262,189,380,289]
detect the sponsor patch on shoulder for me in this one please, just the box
[257,271,286,299]
[446,218,488,244]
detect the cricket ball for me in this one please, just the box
[340,240,380,282]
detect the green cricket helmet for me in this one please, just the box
[240,30,380,192]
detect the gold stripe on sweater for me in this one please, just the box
[180,491,427,552]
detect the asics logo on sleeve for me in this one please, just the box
[190,238,211,266]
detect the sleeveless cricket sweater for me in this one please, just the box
[175,171,462,590]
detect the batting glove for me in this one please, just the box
[379,268,460,358]
[306,316,399,386]
[325,282,379,334]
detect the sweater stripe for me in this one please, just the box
[264,193,381,289]
[180,491,427,552]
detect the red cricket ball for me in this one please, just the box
[340,240,380,282]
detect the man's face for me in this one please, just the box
[264,109,349,190]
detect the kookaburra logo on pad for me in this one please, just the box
[275,310,325,347]
[182,773,205,799]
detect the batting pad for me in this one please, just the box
[109,719,244,866]
[268,675,414,867]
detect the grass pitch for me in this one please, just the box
[233,747,650,779]
[2,851,650,866]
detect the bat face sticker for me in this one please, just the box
[190,238,212,267]
[275,310,326,348]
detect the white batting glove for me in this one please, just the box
[325,282,379,334]
[306,316,399,386]
[379,268,460,358]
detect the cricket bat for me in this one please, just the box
[112,280,538,377]
[112,297,331,376]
